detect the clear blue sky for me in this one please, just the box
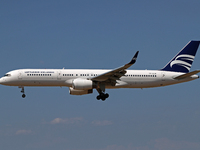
[1,1,200,150]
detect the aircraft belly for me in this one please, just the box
[15,80,67,86]
[106,79,162,89]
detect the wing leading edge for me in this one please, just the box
[91,51,139,83]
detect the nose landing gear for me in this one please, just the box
[22,93,26,98]
[19,86,26,98]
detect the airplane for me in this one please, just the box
[0,41,200,101]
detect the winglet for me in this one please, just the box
[128,51,139,65]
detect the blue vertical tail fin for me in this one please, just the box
[161,41,200,73]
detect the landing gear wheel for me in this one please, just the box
[96,93,109,101]
[105,93,109,98]
[101,96,106,101]
[100,93,106,101]
[97,95,101,100]
[22,94,26,98]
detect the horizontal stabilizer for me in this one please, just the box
[174,70,200,79]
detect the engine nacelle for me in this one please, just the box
[72,79,94,90]
[69,87,93,95]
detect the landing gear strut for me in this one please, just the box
[20,87,26,98]
[96,84,109,101]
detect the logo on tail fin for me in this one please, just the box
[170,54,194,71]
[161,41,200,73]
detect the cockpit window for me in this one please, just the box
[4,74,11,77]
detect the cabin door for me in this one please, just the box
[18,71,22,80]
[57,71,62,80]
[161,72,165,81]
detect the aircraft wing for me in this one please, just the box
[91,51,139,83]
[174,70,200,79]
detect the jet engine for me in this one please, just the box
[72,79,95,90]
[69,87,93,95]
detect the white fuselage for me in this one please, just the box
[1,41,199,99]
[0,69,198,89]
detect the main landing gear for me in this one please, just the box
[96,84,109,101]
[19,86,26,98]
[96,93,109,101]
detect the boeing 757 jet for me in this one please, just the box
[0,41,200,101]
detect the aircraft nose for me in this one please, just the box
[0,77,6,85]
